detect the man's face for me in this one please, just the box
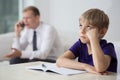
[23,10,39,29]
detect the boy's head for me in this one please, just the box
[79,8,109,43]
[80,8,109,29]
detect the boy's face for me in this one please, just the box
[79,19,98,43]
[79,19,107,44]
[79,20,90,43]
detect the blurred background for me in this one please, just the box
[0,0,120,46]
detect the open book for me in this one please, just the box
[27,63,86,76]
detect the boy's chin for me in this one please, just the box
[81,41,87,44]
[80,39,89,44]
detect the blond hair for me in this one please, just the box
[80,8,109,29]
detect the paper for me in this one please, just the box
[27,63,86,76]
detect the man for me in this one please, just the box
[5,6,63,64]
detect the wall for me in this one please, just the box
[23,0,120,47]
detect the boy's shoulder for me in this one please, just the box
[100,39,114,48]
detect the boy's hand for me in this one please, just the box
[84,64,100,74]
[84,64,109,75]
[4,48,21,58]
[100,71,109,75]
[86,27,99,40]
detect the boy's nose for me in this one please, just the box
[80,28,86,34]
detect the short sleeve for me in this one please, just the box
[102,41,116,58]
[69,39,82,57]
[103,43,116,58]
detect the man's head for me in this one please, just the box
[23,6,40,29]
[79,8,109,43]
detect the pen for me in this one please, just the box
[42,64,46,68]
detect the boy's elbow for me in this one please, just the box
[95,67,107,73]
[96,69,104,73]
[56,58,63,67]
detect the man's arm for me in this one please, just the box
[12,21,28,50]
[5,21,28,58]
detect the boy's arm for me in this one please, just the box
[56,50,100,74]
[90,38,111,72]
[87,28,111,72]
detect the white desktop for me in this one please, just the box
[0,61,118,80]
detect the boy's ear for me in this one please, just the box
[99,28,108,38]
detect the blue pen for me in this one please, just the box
[42,64,46,68]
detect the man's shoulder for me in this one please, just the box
[41,22,52,27]
[41,22,56,31]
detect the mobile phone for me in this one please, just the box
[19,22,25,28]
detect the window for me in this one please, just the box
[0,0,19,34]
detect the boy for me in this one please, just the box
[56,8,117,74]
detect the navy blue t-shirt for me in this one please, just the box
[69,39,117,72]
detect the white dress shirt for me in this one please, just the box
[12,22,63,60]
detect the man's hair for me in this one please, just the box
[23,6,40,16]
[80,8,109,29]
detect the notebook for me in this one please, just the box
[27,63,86,76]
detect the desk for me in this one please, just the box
[0,61,119,80]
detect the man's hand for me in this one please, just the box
[15,21,24,38]
[5,49,22,58]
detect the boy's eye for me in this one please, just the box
[86,26,90,29]
[87,26,90,28]
[86,25,95,30]
[79,24,82,28]
[79,24,82,27]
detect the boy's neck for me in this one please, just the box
[87,43,92,55]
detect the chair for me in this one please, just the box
[114,43,120,73]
